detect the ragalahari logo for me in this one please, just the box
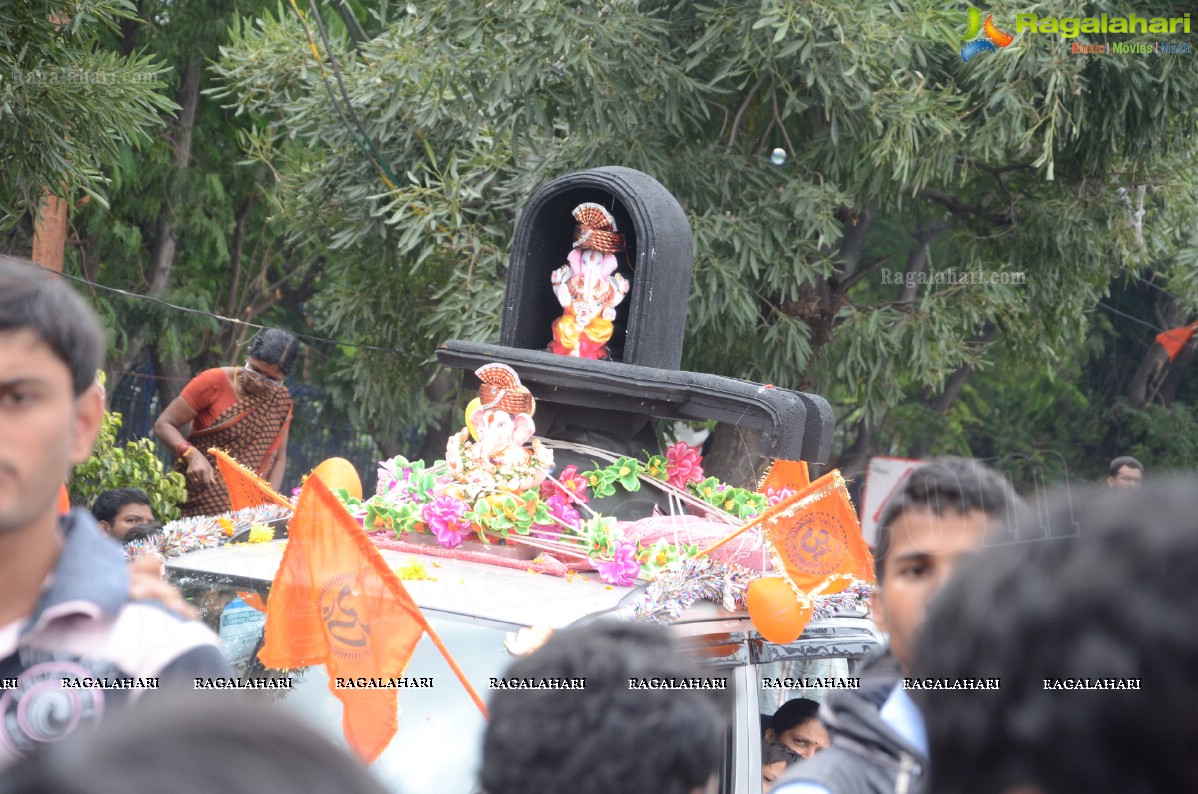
[961,8,1015,62]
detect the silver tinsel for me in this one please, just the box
[159,504,293,558]
[629,559,874,627]
[629,558,757,625]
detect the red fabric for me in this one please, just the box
[1155,322,1197,362]
[258,477,427,762]
[58,484,71,515]
[180,368,237,431]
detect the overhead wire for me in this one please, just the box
[41,262,415,359]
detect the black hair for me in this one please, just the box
[762,741,801,767]
[480,622,725,794]
[873,457,1020,583]
[0,256,104,396]
[91,488,152,524]
[1107,455,1142,477]
[247,328,300,376]
[769,697,821,735]
[123,521,164,543]
[913,481,1198,794]
[0,693,389,794]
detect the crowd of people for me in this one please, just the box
[2,257,1195,794]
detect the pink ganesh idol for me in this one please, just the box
[548,202,631,360]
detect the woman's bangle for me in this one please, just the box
[177,441,194,458]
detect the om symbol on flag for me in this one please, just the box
[319,572,372,660]
[783,511,848,576]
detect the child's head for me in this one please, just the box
[761,741,800,792]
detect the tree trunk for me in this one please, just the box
[700,422,761,489]
[831,420,873,485]
[836,205,876,281]
[108,63,202,386]
[908,323,996,458]
[1126,293,1189,407]
[1156,341,1197,406]
[31,192,68,272]
[896,223,945,305]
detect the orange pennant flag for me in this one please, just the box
[258,476,426,762]
[759,459,810,494]
[1155,321,1198,362]
[760,470,874,596]
[211,448,292,511]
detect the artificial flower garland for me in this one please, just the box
[341,442,795,586]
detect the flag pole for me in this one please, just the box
[414,614,489,718]
[693,509,772,558]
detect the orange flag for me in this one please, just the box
[258,476,426,762]
[760,470,875,596]
[211,448,292,511]
[759,459,811,494]
[1155,321,1198,362]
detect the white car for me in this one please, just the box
[168,539,882,794]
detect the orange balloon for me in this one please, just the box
[309,457,363,501]
[746,577,813,645]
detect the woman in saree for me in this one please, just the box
[154,328,298,517]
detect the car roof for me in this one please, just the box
[167,540,637,628]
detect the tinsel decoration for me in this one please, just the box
[159,504,293,558]
[629,558,757,625]
[629,558,874,627]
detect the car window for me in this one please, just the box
[171,571,517,794]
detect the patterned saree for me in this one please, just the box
[178,385,293,517]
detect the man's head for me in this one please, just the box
[764,698,828,759]
[871,458,1020,671]
[1106,456,1142,489]
[480,622,725,794]
[92,489,154,541]
[0,259,105,536]
[914,482,1198,794]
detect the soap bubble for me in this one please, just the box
[770,148,787,166]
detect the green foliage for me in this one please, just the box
[0,0,177,225]
[70,409,189,521]
[206,0,1198,458]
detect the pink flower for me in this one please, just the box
[532,494,581,539]
[596,540,640,586]
[665,442,704,489]
[766,486,796,507]
[422,495,471,549]
[540,464,589,504]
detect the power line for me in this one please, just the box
[1096,302,1169,336]
[41,263,415,359]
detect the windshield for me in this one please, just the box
[172,571,517,794]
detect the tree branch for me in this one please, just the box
[916,187,1011,227]
[223,194,256,319]
[835,255,891,295]
[726,73,768,151]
